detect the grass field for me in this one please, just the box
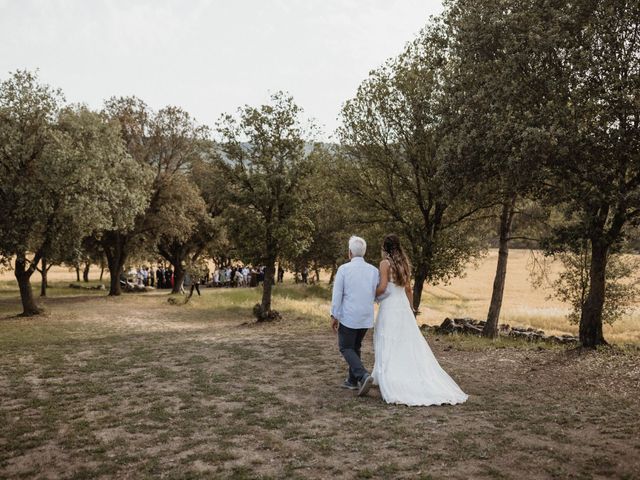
[421,249,640,344]
[1,274,640,479]
[4,249,638,343]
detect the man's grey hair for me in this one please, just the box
[349,236,367,257]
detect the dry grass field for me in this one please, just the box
[420,249,640,345]
[1,257,640,478]
[6,248,637,343]
[1,282,639,479]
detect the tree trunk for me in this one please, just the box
[172,263,186,294]
[259,254,277,320]
[329,262,337,284]
[15,253,42,316]
[83,262,90,282]
[107,256,122,296]
[75,266,80,282]
[314,266,320,283]
[579,241,609,347]
[412,262,428,312]
[105,250,126,296]
[483,197,516,338]
[102,233,130,296]
[158,244,186,294]
[99,255,105,281]
[40,256,48,297]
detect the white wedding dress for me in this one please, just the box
[372,282,468,406]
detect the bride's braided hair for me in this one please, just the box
[381,234,412,286]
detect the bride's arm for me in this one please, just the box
[405,281,416,314]
[375,260,390,296]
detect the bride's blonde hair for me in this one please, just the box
[381,234,412,286]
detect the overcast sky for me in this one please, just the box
[0,0,444,139]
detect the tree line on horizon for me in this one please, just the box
[1,0,638,348]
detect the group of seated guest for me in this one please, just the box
[122,262,289,292]
[212,265,269,288]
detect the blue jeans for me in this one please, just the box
[338,323,369,384]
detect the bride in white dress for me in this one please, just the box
[372,234,468,407]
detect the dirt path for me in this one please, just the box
[1,290,639,479]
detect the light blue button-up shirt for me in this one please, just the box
[330,256,379,329]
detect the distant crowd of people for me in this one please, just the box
[120,263,286,292]
[120,265,208,290]
[119,262,319,296]
[212,265,266,288]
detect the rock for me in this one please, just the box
[420,324,437,334]
[434,317,578,346]
[458,317,480,326]
[461,323,483,336]
[438,318,456,333]
[509,330,541,342]
[561,336,579,344]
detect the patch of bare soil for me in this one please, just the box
[0,291,639,479]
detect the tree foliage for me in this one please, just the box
[216,92,316,320]
[534,0,640,346]
[338,24,493,310]
[98,98,211,295]
[530,245,640,326]
[441,0,557,336]
[0,71,151,314]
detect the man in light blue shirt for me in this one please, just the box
[330,236,379,396]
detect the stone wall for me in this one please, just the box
[425,317,579,345]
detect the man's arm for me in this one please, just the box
[330,267,344,333]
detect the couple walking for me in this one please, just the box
[330,234,468,406]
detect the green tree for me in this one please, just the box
[154,173,217,293]
[338,25,493,311]
[0,70,61,314]
[99,99,210,295]
[555,248,639,327]
[537,0,640,347]
[278,145,352,283]
[441,0,553,337]
[190,157,235,268]
[98,96,153,295]
[147,109,215,293]
[0,71,150,314]
[216,92,316,320]
[530,243,640,327]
